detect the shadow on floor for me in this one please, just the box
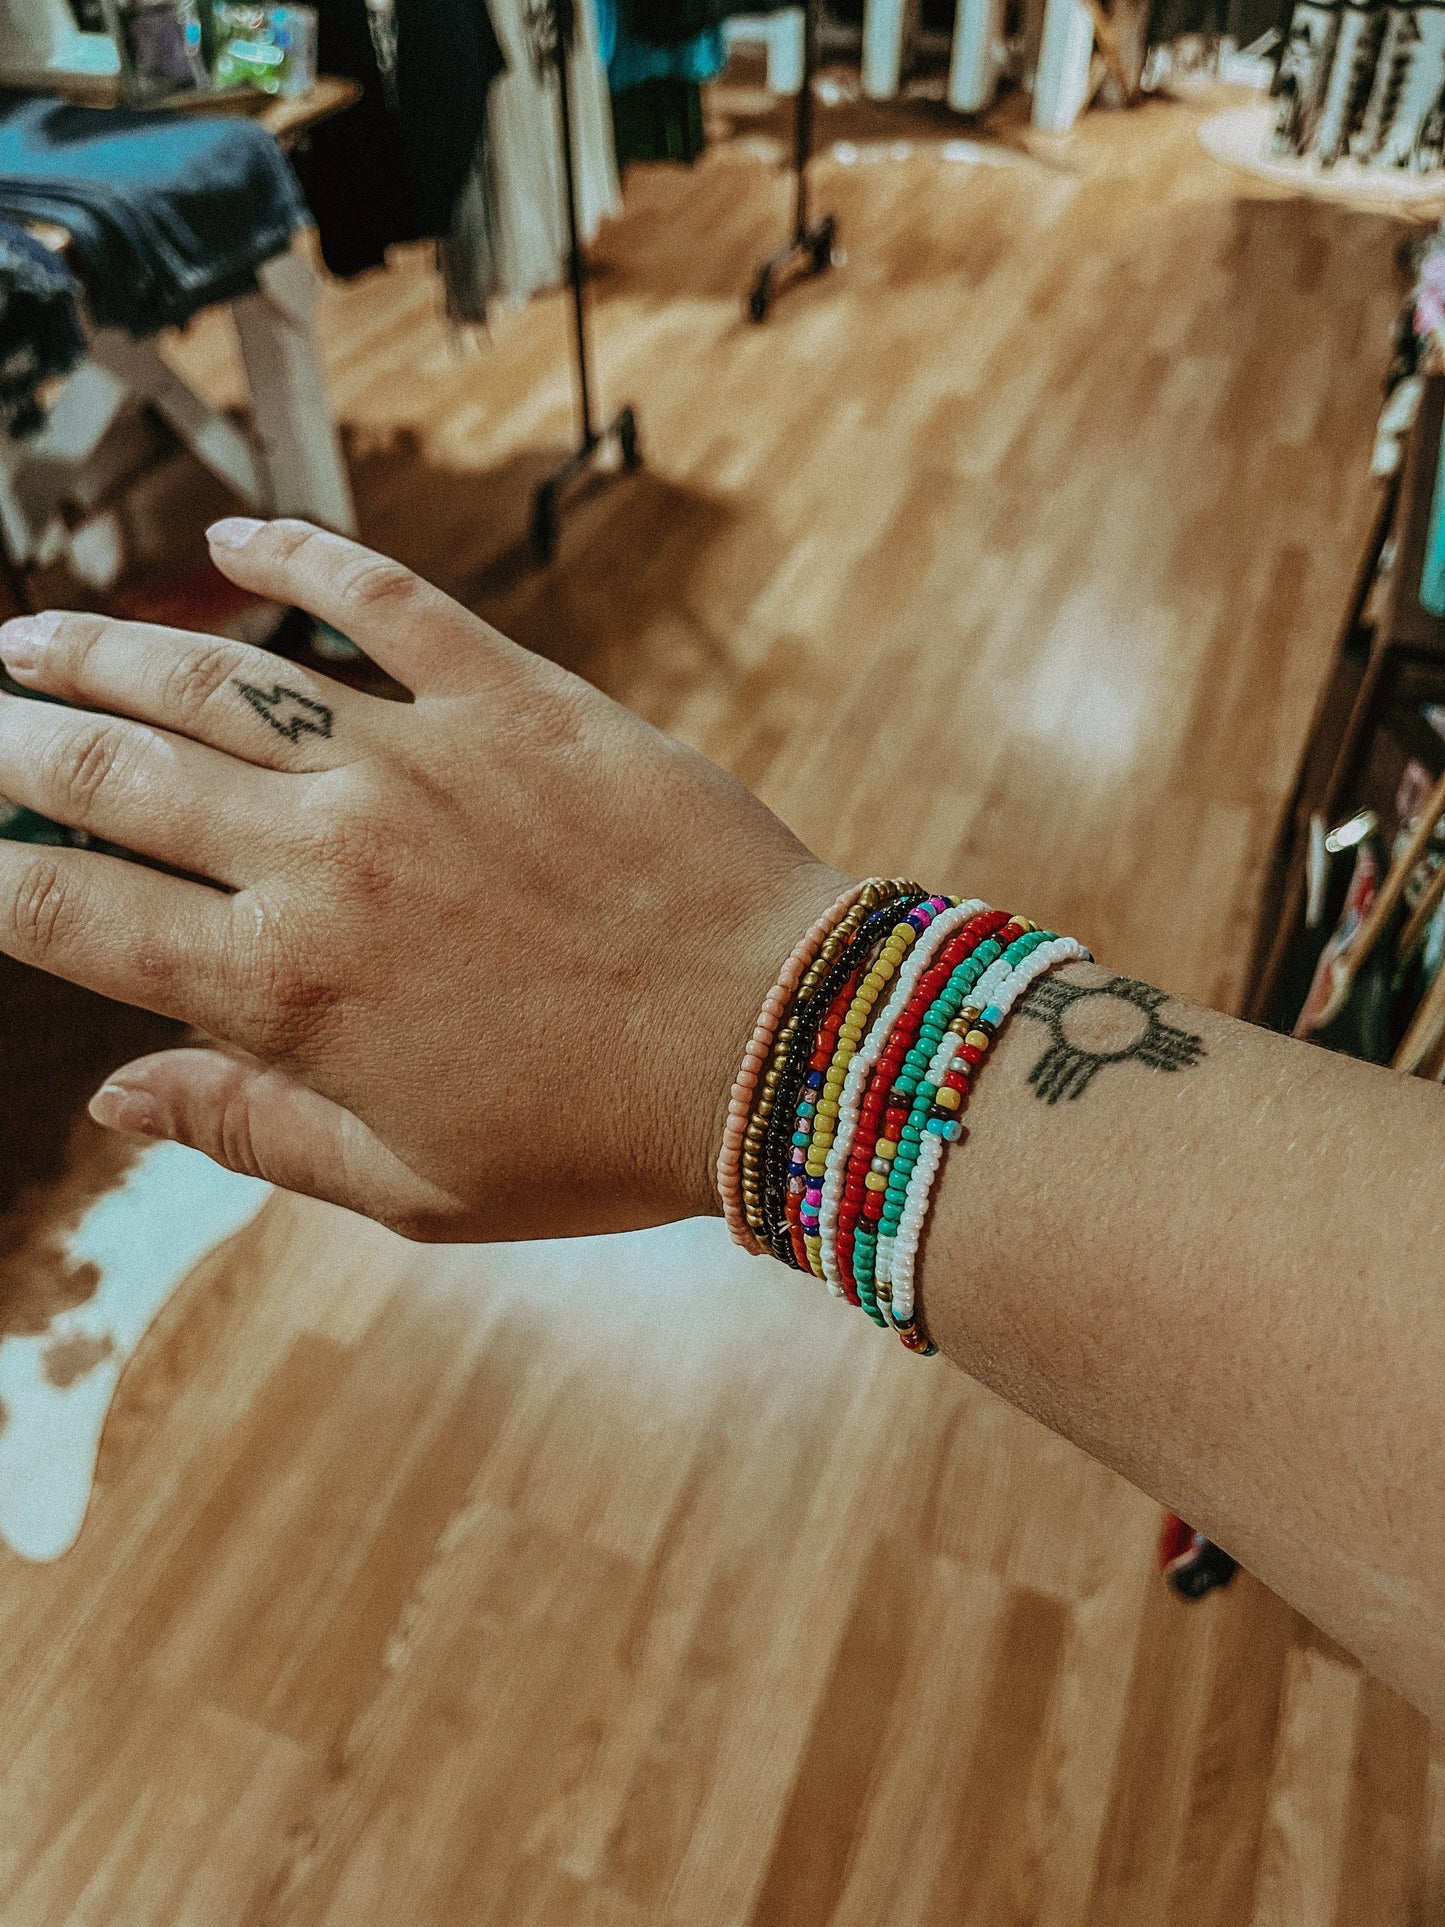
[341,428,744,686]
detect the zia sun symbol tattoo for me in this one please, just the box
[1018,974,1204,1103]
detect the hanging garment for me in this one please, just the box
[620,0,789,39]
[0,219,83,436]
[444,0,619,316]
[1314,0,1388,162]
[1270,0,1343,155]
[1371,2,1445,166]
[592,0,724,168]
[0,99,308,336]
[1293,835,1381,1041]
[610,75,707,162]
[1349,0,1445,166]
[608,28,725,86]
[295,0,507,279]
[1292,827,1440,1062]
[1353,0,1417,157]
[1148,0,1290,52]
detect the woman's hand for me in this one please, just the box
[0,519,842,1239]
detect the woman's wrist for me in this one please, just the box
[661,859,856,1224]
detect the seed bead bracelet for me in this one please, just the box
[794,893,953,1263]
[784,963,866,1269]
[832,910,1012,1291]
[882,934,1091,1345]
[718,878,869,1253]
[848,917,1033,1320]
[788,892,955,1266]
[760,891,934,1262]
[744,878,920,1222]
[740,884,890,1247]
[720,878,1089,1359]
[834,909,1015,1316]
[814,897,990,1294]
[871,925,1050,1314]
[865,919,1044,1352]
[875,927,1079,1310]
[737,878,919,1247]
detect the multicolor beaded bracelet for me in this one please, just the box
[736,878,920,1248]
[815,898,990,1294]
[784,962,866,1269]
[720,876,1090,1356]
[786,892,953,1267]
[849,917,1034,1321]
[718,878,869,1254]
[872,927,1063,1322]
[880,934,1089,1339]
[834,910,1012,1316]
[759,890,931,1261]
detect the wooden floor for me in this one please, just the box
[2,78,1441,1923]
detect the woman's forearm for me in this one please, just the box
[905,960,1445,1718]
[0,521,1438,1719]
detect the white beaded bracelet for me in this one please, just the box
[815,898,989,1292]
[883,936,1090,1322]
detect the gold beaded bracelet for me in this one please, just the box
[739,876,923,1239]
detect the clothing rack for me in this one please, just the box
[528,0,641,564]
[746,0,837,321]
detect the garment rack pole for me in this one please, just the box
[530,0,641,565]
[555,25,595,444]
[746,0,837,322]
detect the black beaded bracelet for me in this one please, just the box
[758,889,927,1265]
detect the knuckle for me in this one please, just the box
[335,554,419,613]
[8,855,75,962]
[311,812,395,897]
[55,720,126,818]
[233,895,338,1059]
[261,519,326,567]
[50,614,108,686]
[254,521,422,620]
[163,640,241,724]
[130,942,176,996]
[218,1088,266,1180]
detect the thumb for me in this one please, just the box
[88,1048,462,1240]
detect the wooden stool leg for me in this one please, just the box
[1033,0,1095,130]
[948,0,1004,110]
[233,247,357,535]
[86,329,266,509]
[863,0,909,97]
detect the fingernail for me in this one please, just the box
[207,516,264,551]
[0,609,62,672]
[89,1084,168,1137]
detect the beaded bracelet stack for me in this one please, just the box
[717,878,1089,1355]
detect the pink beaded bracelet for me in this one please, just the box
[717,878,869,1253]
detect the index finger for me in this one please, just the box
[205,519,513,697]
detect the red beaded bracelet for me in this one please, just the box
[835,910,1010,1298]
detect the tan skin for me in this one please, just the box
[0,518,1441,1720]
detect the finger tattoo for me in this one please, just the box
[232,679,334,744]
